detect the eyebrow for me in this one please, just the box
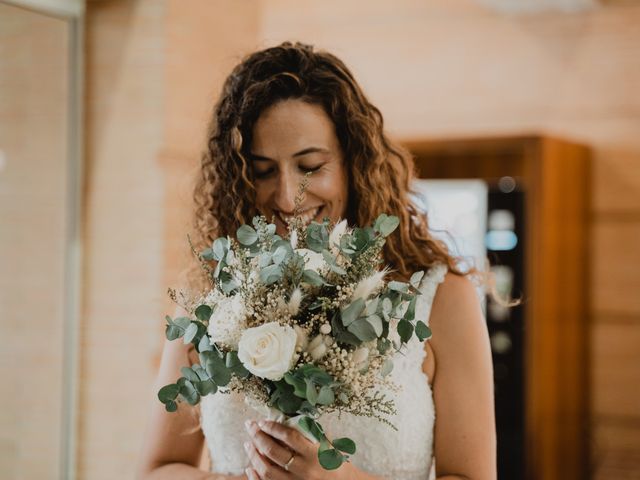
[249,147,330,162]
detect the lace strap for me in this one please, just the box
[416,263,448,327]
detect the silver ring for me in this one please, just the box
[283,451,295,471]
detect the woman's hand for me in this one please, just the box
[243,419,360,480]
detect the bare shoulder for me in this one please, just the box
[431,271,484,327]
[428,271,489,358]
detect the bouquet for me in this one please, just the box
[158,179,430,470]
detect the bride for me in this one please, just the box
[137,41,498,480]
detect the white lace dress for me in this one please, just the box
[200,262,449,479]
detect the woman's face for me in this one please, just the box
[249,99,349,236]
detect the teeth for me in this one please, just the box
[277,206,321,226]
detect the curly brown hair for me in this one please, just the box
[181,40,517,308]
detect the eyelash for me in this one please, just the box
[254,165,322,179]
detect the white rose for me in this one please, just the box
[237,322,298,380]
[295,248,325,273]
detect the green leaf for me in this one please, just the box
[367,314,383,337]
[225,351,250,378]
[277,393,303,414]
[317,386,335,405]
[237,225,258,246]
[332,437,356,455]
[259,264,283,285]
[415,321,432,341]
[158,384,180,403]
[181,367,200,383]
[397,319,414,343]
[201,351,231,386]
[179,379,200,405]
[302,269,325,286]
[200,247,215,261]
[212,237,229,261]
[404,296,417,321]
[377,215,400,237]
[347,317,378,342]
[306,379,319,405]
[318,449,344,470]
[298,416,325,443]
[388,281,409,293]
[195,304,213,322]
[364,297,380,316]
[165,400,178,412]
[183,322,199,344]
[410,270,425,289]
[198,334,213,352]
[195,379,217,395]
[272,245,289,265]
[377,337,391,354]
[340,298,366,327]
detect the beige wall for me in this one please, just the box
[0,4,70,478]
[81,0,640,478]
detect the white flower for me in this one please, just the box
[329,219,348,254]
[288,287,304,316]
[351,267,390,302]
[237,322,298,381]
[289,229,298,250]
[295,248,325,273]
[206,291,247,349]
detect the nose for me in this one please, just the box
[273,168,300,214]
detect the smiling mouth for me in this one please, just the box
[274,206,323,227]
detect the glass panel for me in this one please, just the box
[0,3,72,478]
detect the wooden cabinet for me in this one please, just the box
[403,135,591,480]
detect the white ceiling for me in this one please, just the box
[475,0,601,14]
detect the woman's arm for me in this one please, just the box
[429,272,497,480]
[136,306,246,480]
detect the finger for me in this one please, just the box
[244,440,289,480]
[250,424,296,468]
[257,419,316,454]
[245,466,260,480]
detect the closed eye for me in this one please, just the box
[254,164,323,179]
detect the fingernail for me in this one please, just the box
[258,419,266,428]
[244,419,251,431]
[243,441,250,451]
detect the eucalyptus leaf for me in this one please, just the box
[259,264,283,285]
[158,384,180,403]
[380,358,394,377]
[347,317,378,342]
[332,437,356,455]
[410,270,425,289]
[318,449,344,470]
[181,367,200,383]
[195,304,213,322]
[183,322,199,344]
[298,416,325,443]
[415,321,432,341]
[212,237,229,261]
[302,269,325,286]
[367,314,383,337]
[237,225,258,246]
[306,380,318,406]
[317,385,335,405]
[397,319,414,343]
[388,281,409,293]
[340,298,366,327]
